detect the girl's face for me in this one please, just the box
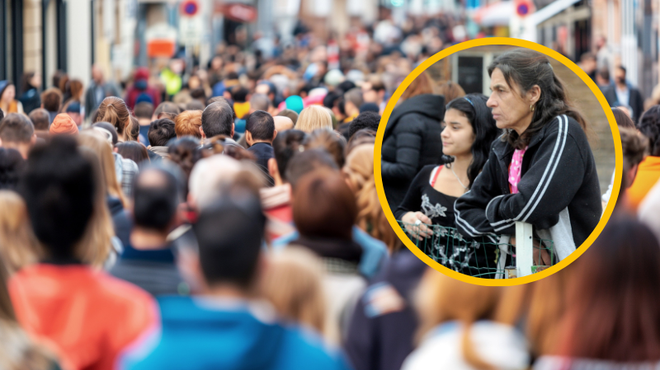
[486,68,536,134]
[441,108,475,157]
[30,74,41,89]
[1,85,15,103]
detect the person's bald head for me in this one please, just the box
[274,116,294,133]
[92,65,104,84]
[249,93,270,113]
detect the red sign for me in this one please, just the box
[515,0,533,17]
[147,40,176,58]
[181,0,199,16]
[222,3,257,23]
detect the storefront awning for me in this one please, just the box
[532,0,581,25]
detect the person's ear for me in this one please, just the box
[528,85,541,105]
[272,129,278,141]
[245,130,254,146]
[113,147,119,153]
[199,126,206,140]
[31,134,37,145]
[628,164,640,189]
[231,123,235,138]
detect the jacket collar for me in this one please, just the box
[491,115,560,160]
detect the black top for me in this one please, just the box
[395,165,496,278]
[344,248,427,370]
[110,243,187,297]
[394,165,457,227]
[247,142,274,186]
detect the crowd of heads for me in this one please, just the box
[0,12,659,370]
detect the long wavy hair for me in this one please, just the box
[78,130,128,207]
[488,48,588,149]
[0,191,42,273]
[343,144,399,252]
[445,94,500,188]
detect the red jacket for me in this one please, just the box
[9,264,158,370]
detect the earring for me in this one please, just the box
[530,104,535,112]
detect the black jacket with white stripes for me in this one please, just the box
[454,114,602,250]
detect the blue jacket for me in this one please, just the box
[120,296,352,370]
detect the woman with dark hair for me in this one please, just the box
[18,72,41,114]
[455,48,602,266]
[115,141,150,165]
[626,105,660,210]
[395,94,500,274]
[381,72,445,212]
[533,216,660,368]
[0,81,23,115]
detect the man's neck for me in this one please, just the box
[250,140,272,146]
[616,82,628,91]
[204,284,251,300]
[2,142,30,159]
[138,118,151,126]
[130,228,169,250]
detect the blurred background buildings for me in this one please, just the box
[1,0,658,98]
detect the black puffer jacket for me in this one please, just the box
[381,94,445,212]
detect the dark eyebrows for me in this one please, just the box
[490,83,507,91]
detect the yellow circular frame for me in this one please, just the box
[374,37,623,286]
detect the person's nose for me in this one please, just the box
[441,126,449,139]
[486,95,496,108]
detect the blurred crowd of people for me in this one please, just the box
[0,11,660,370]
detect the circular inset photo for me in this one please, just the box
[375,38,622,285]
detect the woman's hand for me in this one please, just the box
[401,212,433,241]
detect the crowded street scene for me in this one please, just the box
[2,0,660,369]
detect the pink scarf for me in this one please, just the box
[508,146,528,194]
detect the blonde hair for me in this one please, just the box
[95,97,131,140]
[175,110,203,138]
[78,130,128,207]
[415,270,503,370]
[294,105,333,133]
[343,144,398,252]
[0,191,42,273]
[69,145,115,268]
[260,247,326,335]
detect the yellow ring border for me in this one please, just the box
[374,37,623,286]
